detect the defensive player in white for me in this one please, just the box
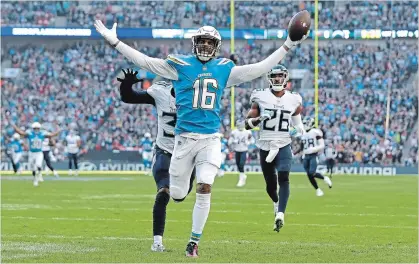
[118,69,196,252]
[66,130,81,176]
[297,117,332,196]
[228,120,253,187]
[324,142,337,178]
[95,19,307,257]
[245,64,305,232]
[42,137,59,178]
[11,122,60,186]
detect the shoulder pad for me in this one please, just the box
[166,54,192,66]
[250,88,269,103]
[216,58,234,66]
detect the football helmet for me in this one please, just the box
[267,64,289,92]
[237,120,245,131]
[145,132,151,139]
[31,122,42,130]
[303,117,315,131]
[192,26,221,61]
[13,133,20,140]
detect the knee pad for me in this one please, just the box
[278,171,290,183]
[170,185,188,202]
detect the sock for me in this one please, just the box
[190,193,211,244]
[153,191,170,237]
[32,171,36,177]
[273,201,279,215]
[308,174,319,189]
[153,235,162,244]
[278,181,290,213]
[314,172,324,180]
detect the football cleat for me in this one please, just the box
[236,174,247,187]
[151,242,165,252]
[33,178,39,187]
[37,173,44,182]
[273,212,285,232]
[316,188,324,197]
[185,242,198,257]
[324,176,332,188]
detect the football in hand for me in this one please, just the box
[288,10,311,41]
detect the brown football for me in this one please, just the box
[288,10,311,41]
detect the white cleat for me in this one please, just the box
[217,170,225,177]
[37,174,44,182]
[68,169,73,176]
[324,176,332,188]
[273,212,285,232]
[236,174,247,187]
[33,178,39,187]
[316,188,324,197]
[151,242,165,252]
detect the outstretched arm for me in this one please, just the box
[94,21,178,80]
[118,69,156,105]
[46,129,61,138]
[227,33,308,87]
[11,123,27,137]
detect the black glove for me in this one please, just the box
[117,69,141,84]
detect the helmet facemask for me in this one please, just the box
[192,35,221,61]
[268,71,289,92]
[303,117,314,131]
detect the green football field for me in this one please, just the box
[1,172,418,263]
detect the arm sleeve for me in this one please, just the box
[291,114,305,135]
[115,42,178,80]
[226,46,289,87]
[119,81,156,105]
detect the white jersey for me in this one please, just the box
[42,138,51,151]
[147,81,177,154]
[301,128,323,155]
[229,129,252,152]
[66,134,81,154]
[250,89,302,151]
[325,146,337,159]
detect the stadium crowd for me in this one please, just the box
[1,1,418,30]
[1,38,417,165]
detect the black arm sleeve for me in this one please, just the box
[119,81,156,105]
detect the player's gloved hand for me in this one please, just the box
[259,109,274,122]
[117,69,141,84]
[94,20,119,46]
[284,33,308,48]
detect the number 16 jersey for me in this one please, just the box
[250,88,302,150]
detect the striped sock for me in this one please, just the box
[189,232,201,244]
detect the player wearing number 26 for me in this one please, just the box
[95,19,307,257]
[245,64,305,233]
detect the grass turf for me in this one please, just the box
[1,172,418,263]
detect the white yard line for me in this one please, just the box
[2,234,416,250]
[2,204,417,218]
[2,216,417,229]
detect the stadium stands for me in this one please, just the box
[2,1,417,29]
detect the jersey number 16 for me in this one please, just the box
[193,78,218,109]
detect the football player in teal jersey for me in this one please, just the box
[11,122,60,186]
[95,20,307,257]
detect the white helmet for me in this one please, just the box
[192,26,222,61]
[303,117,315,131]
[237,120,245,130]
[267,64,289,92]
[31,122,42,129]
[145,132,151,138]
[13,133,20,140]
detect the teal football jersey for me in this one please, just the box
[27,130,46,152]
[166,55,235,134]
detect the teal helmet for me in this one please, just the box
[303,117,315,131]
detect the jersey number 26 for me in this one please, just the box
[263,109,291,132]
